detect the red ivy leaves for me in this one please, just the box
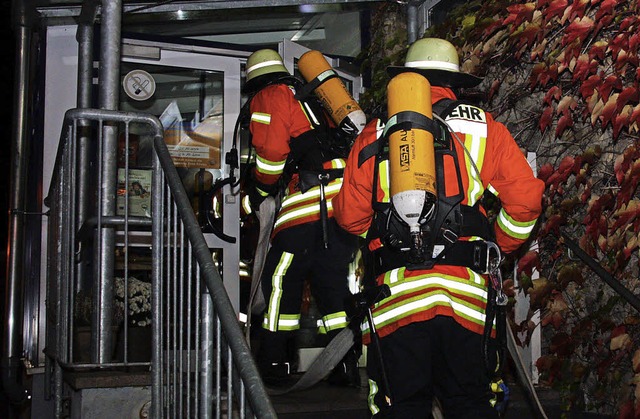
[530,62,559,89]
[572,54,598,82]
[579,75,601,100]
[617,87,639,112]
[538,163,554,182]
[594,0,620,21]
[597,75,622,102]
[513,22,543,51]
[599,93,619,129]
[544,86,562,105]
[564,0,589,23]
[503,2,536,30]
[588,40,607,61]
[517,250,540,276]
[611,200,640,231]
[561,16,594,46]
[613,145,640,185]
[539,106,554,132]
[556,114,574,137]
[542,0,568,23]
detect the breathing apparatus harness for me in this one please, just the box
[359,98,509,412]
[243,73,355,247]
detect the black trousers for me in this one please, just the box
[258,218,358,365]
[367,316,498,419]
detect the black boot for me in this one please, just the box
[256,329,297,387]
[327,348,361,387]
[259,361,293,386]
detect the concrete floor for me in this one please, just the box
[270,368,613,419]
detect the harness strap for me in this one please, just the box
[382,110,438,138]
[294,68,339,100]
[358,110,440,168]
[298,168,344,193]
[407,240,498,274]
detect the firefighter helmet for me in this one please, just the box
[387,38,482,88]
[244,49,290,93]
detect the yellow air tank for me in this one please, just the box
[387,72,437,237]
[297,50,366,135]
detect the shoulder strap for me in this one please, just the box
[293,69,339,101]
[358,100,461,168]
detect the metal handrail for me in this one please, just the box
[44,107,275,418]
[561,231,640,313]
[150,114,276,419]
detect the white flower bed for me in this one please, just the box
[115,276,152,327]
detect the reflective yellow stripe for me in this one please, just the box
[497,209,537,239]
[279,182,341,210]
[464,131,486,204]
[251,112,271,124]
[318,311,349,332]
[298,100,314,130]
[368,379,381,415]
[256,155,286,175]
[263,313,300,331]
[446,107,488,205]
[264,252,293,331]
[273,181,342,230]
[379,160,390,203]
[358,269,488,334]
[242,195,252,214]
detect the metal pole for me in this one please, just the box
[407,1,419,44]
[92,0,122,363]
[2,2,31,402]
[75,1,98,295]
[561,232,640,313]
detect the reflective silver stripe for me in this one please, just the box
[279,182,341,209]
[266,252,293,331]
[251,112,271,124]
[247,59,284,75]
[256,155,286,173]
[374,294,487,325]
[264,316,300,328]
[368,379,381,415]
[446,118,487,205]
[387,271,488,299]
[319,313,348,330]
[274,199,335,229]
[498,210,536,235]
[317,69,335,82]
[405,59,459,71]
[303,101,320,126]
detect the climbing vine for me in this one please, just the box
[361,0,640,416]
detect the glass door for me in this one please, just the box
[121,46,243,312]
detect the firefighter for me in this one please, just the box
[243,49,360,387]
[333,38,545,417]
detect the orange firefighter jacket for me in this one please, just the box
[249,83,346,238]
[333,86,545,341]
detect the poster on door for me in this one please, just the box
[117,168,152,217]
[160,100,222,169]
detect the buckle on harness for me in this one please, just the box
[441,229,458,244]
[485,242,508,306]
[485,241,502,274]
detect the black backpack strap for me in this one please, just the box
[432,98,463,119]
[357,139,382,168]
[294,68,339,100]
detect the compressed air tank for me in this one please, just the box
[297,50,366,136]
[387,72,437,234]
